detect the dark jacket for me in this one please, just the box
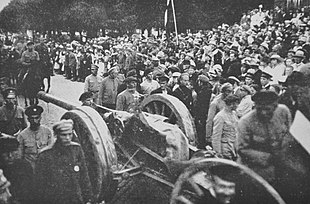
[35,141,93,204]
[195,83,213,120]
[172,84,193,113]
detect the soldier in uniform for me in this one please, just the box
[84,64,103,105]
[35,119,93,204]
[20,41,40,80]
[116,76,142,112]
[0,88,27,136]
[17,105,54,171]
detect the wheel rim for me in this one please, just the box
[140,94,197,145]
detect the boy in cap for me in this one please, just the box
[35,119,93,204]
[17,105,53,170]
[0,88,27,136]
[0,134,34,203]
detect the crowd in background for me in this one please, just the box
[0,4,310,204]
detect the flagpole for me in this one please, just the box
[171,0,178,45]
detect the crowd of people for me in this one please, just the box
[0,4,310,204]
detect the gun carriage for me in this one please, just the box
[37,91,285,204]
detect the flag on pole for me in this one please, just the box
[164,0,171,28]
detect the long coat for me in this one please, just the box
[35,141,93,204]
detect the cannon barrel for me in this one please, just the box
[37,90,118,201]
[37,91,77,110]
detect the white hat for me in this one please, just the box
[172,72,181,77]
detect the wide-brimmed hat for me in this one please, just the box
[270,54,284,62]
[293,50,305,58]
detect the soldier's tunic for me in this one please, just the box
[212,109,238,160]
[116,89,140,112]
[35,141,93,204]
[84,74,103,104]
[21,50,40,65]
[98,76,121,108]
[17,125,53,170]
[237,104,292,183]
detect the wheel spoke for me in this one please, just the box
[175,195,194,204]
[145,105,153,114]
[187,178,204,196]
[161,103,166,116]
[153,101,160,115]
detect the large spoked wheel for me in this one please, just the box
[61,106,118,202]
[140,94,197,145]
[170,158,286,204]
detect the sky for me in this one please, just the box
[0,0,11,12]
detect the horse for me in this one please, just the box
[18,61,42,106]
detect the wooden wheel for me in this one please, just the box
[170,158,286,204]
[140,94,197,145]
[61,106,118,202]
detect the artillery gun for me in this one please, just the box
[37,91,286,204]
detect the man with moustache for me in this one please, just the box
[17,105,53,171]
[0,88,27,136]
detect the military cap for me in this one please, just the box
[3,88,16,99]
[260,71,273,79]
[108,66,118,74]
[157,74,169,82]
[251,90,279,105]
[0,133,19,153]
[53,119,74,134]
[79,92,93,102]
[198,74,209,83]
[123,76,138,83]
[127,69,138,77]
[144,69,153,77]
[245,72,254,79]
[228,76,240,84]
[209,164,241,183]
[25,105,43,116]
[168,66,180,73]
[91,64,99,70]
[26,41,34,46]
